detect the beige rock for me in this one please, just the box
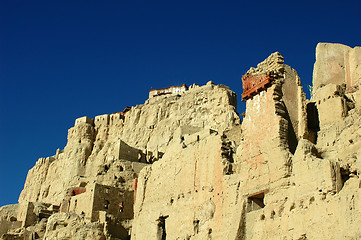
[313,42,361,90]
[0,204,21,237]
[3,42,361,240]
[132,132,231,240]
[131,46,361,240]
[12,82,240,239]
[43,213,105,240]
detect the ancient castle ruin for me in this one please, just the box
[1,42,361,240]
[149,84,188,98]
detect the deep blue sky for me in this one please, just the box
[0,0,360,206]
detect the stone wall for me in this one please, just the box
[91,183,133,221]
[313,43,361,90]
[2,43,361,240]
[132,132,231,239]
[13,81,240,239]
[237,52,306,195]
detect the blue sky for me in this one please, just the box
[0,0,360,206]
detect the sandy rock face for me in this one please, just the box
[43,213,106,240]
[2,42,361,240]
[0,205,21,237]
[238,52,306,193]
[132,132,224,239]
[313,42,361,90]
[17,83,240,206]
[6,82,240,239]
[121,82,239,153]
[131,44,361,240]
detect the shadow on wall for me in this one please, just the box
[306,102,320,144]
[283,106,298,154]
[157,216,168,240]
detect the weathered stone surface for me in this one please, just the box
[313,42,361,90]
[0,205,21,237]
[18,83,239,205]
[8,82,240,239]
[237,52,307,196]
[2,42,361,240]
[43,213,106,240]
[132,132,228,239]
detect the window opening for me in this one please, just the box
[104,200,110,210]
[246,192,265,213]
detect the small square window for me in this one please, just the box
[246,192,265,213]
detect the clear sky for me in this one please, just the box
[0,0,360,207]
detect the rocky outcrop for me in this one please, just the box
[0,205,21,237]
[237,52,306,193]
[132,131,229,239]
[313,43,361,91]
[8,82,240,239]
[1,43,361,240]
[43,213,106,240]
[131,44,361,240]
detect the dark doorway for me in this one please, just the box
[157,216,168,240]
[307,102,320,143]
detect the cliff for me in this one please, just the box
[1,42,361,240]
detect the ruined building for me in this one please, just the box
[149,84,188,98]
[1,42,361,240]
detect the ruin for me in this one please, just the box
[148,84,188,98]
[60,183,133,222]
[241,73,274,101]
[1,43,361,240]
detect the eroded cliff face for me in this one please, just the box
[8,82,240,240]
[1,43,361,240]
[18,82,239,206]
[131,44,361,240]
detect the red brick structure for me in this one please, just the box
[68,187,86,196]
[241,72,274,101]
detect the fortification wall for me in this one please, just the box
[313,43,361,90]
[7,43,361,240]
[237,52,307,195]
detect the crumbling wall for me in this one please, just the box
[313,43,361,90]
[15,81,240,239]
[312,43,361,139]
[43,212,106,240]
[91,183,133,222]
[237,83,292,192]
[122,81,240,154]
[311,43,361,196]
[132,131,236,240]
[236,43,361,240]
[18,121,95,205]
[236,52,306,195]
[68,188,93,220]
[0,205,21,237]
[6,43,361,240]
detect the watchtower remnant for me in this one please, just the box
[242,72,274,101]
[241,52,284,101]
[238,52,309,192]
